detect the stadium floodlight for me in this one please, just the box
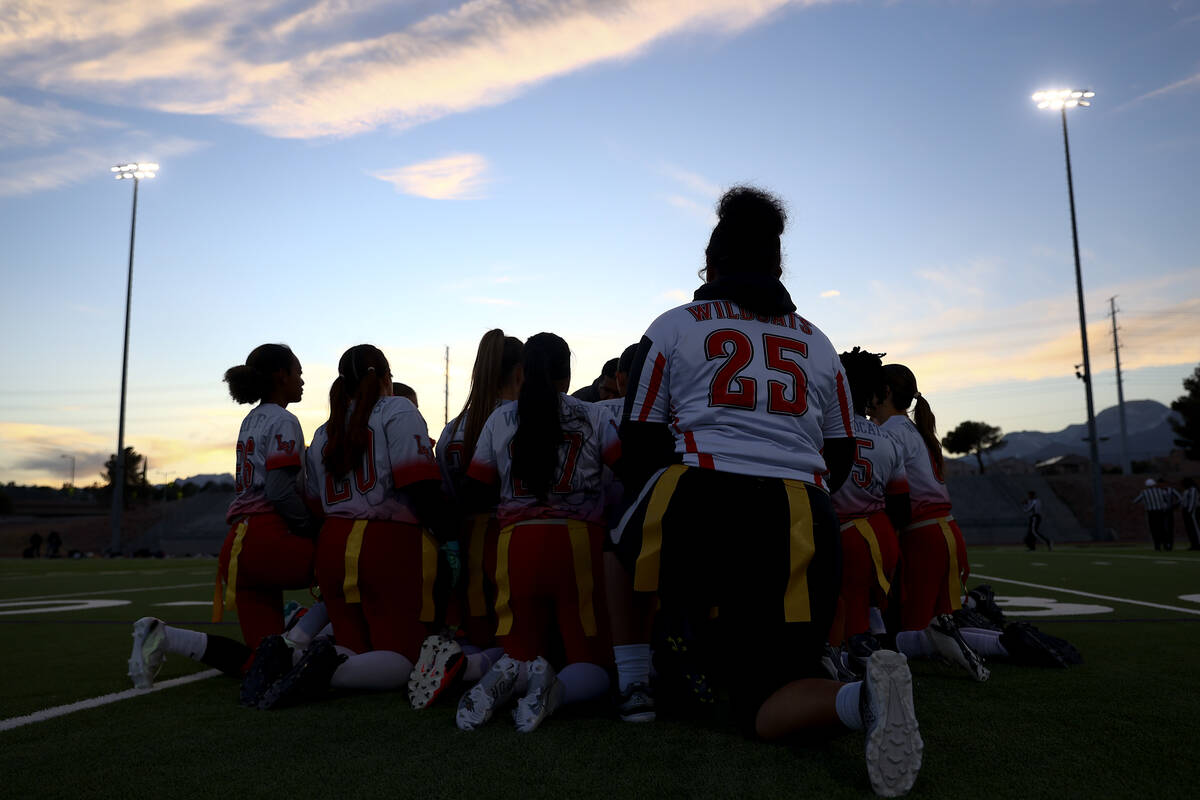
[1031,89,1106,541]
[108,161,158,556]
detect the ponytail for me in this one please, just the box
[512,333,570,501]
[325,345,390,478]
[455,329,524,467]
[882,363,943,474]
[913,394,944,475]
[224,343,295,404]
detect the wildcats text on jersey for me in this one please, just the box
[685,301,814,333]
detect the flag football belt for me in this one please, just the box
[904,515,963,611]
[633,464,818,623]
[494,519,598,638]
[465,513,491,618]
[342,520,438,623]
[212,518,250,623]
[840,517,892,595]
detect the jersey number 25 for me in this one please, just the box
[706,330,808,416]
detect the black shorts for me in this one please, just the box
[610,465,842,732]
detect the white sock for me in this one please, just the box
[162,625,207,660]
[835,681,864,731]
[869,607,887,635]
[895,631,934,659]
[463,647,504,682]
[286,601,329,647]
[960,628,1009,658]
[558,662,611,705]
[330,650,414,690]
[613,643,651,692]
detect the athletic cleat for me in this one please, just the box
[240,635,296,707]
[964,584,1007,628]
[926,614,989,682]
[282,601,307,633]
[845,633,882,679]
[821,643,859,682]
[512,657,564,733]
[952,606,1003,633]
[861,650,923,797]
[408,634,465,710]
[257,637,345,710]
[456,654,520,731]
[617,682,656,723]
[999,622,1082,668]
[128,616,167,689]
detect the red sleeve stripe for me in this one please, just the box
[835,372,852,437]
[466,460,498,485]
[265,452,302,470]
[637,353,667,423]
[392,461,442,488]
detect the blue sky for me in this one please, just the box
[1,0,1198,486]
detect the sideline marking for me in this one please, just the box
[0,669,221,732]
[0,583,212,603]
[154,601,212,607]
[1180,594,1200,604]
[0,599,130,616]
[974,573,1200,616]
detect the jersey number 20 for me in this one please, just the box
[706,330,808,416]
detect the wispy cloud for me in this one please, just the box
[0,1,826,140]
[0,96,123,149]
[662,288,692,303]
[1115,72,1200,112]
[465,296,518,306]
[0,135,207,197]
[820,289,840,298]
[372,153,490,200]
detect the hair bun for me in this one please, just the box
[715,186,786,236]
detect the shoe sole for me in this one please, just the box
[929,617,990,683]
[456,662,518,731]
[128,618,163,690]
[409,639,464,710]
[864,652,923,797]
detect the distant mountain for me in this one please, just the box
[979,400,1181,465]
[172,473,234,488]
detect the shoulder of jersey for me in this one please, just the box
[377,396,418,415]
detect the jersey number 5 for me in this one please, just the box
[851,437,874,489]
[706,330,809,416]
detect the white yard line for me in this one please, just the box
[973,573,1200,616]
[0,670,221,732]
[0,582,212,603]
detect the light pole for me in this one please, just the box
[1032,89,1106,540]
[109,162,157,555]
[60,454,75,489]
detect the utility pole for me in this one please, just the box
[444,346,450,427]
[1109,296,1131,475]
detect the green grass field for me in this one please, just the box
[2,548,1198,799]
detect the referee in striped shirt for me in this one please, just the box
[1180,477,1200,551]
[1133,479,1180,551]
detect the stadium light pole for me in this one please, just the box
[109,162,157,555]
[61,454,75,489]
[1032,89,1106,540]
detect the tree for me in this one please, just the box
[941,421,1006,474]
[1171,363,1200,460]
[100,447,152,509]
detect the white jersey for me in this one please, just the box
[436,414,469,497]
[623,299,853,486]
[227,403,305,523]
[1182,487,1199,513]
[305,396,440,523]
[1024,498,1043,516]
[466,394,620,526]
[595,397,624,421]
[880,415,951,521]
[831,415,908,521]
